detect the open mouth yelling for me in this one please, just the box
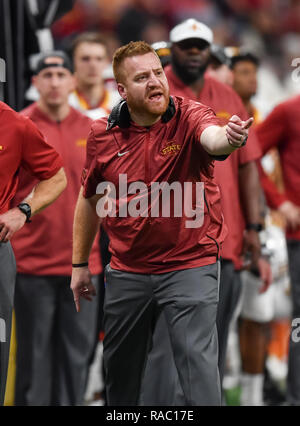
[148,91,163,102]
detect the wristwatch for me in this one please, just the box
[227,134,248,148]
[17,203,32,223]
[246,223,263,232]
[241,135,248,146]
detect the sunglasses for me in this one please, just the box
[176,39,210,51]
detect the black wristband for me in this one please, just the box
[246,223,263,232]
[17,203,31,223]
[72,262,89,268]
[227,135,248,148]
[242,135,248,146]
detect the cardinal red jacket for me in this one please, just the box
[82,96,228,274]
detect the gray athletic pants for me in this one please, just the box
[0,243,16,406]
[14,274,99,406]
[216,260,242,381]
[140,259,240,405]
[286,239,300,405]
[103,262,221,406]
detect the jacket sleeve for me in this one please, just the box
[256,103,287,208]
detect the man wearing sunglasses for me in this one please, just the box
[141,19,268,405]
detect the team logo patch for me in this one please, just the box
[161,141,181,156]
[216,111,231,126]
[76,139,87,147]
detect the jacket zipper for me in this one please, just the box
[144,129,152,223]
[144,129,151,185]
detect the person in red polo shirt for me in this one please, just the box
[0,101,66,406]
[255,96,300,406]
[140,19,266,406]
[69,33,120,404]
[11,52,101,406]
[70,41,253,406]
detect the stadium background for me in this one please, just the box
[1,0,300,111]
[1,0,300,406]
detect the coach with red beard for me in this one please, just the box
[70,41,252,406]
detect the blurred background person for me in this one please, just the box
[226,48,286,406]
[230,49,260,120]
[69,32,120,120]
[0,98,66,406]
[141,18,268,406]
[206,44,234,86]
[255,94,300,406]
[207,45,291,406]
[11,51,101,406]
[69,31,120,406]
[69,32,121,406]
[260,149,292,406]
[116,0,170,45]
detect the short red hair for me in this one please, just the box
[112,41,158,83]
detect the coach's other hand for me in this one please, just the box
[71,267,96,312]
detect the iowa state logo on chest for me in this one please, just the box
[76,138,87,147]
[160,140,181,156]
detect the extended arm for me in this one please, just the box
[200,115,253,156]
